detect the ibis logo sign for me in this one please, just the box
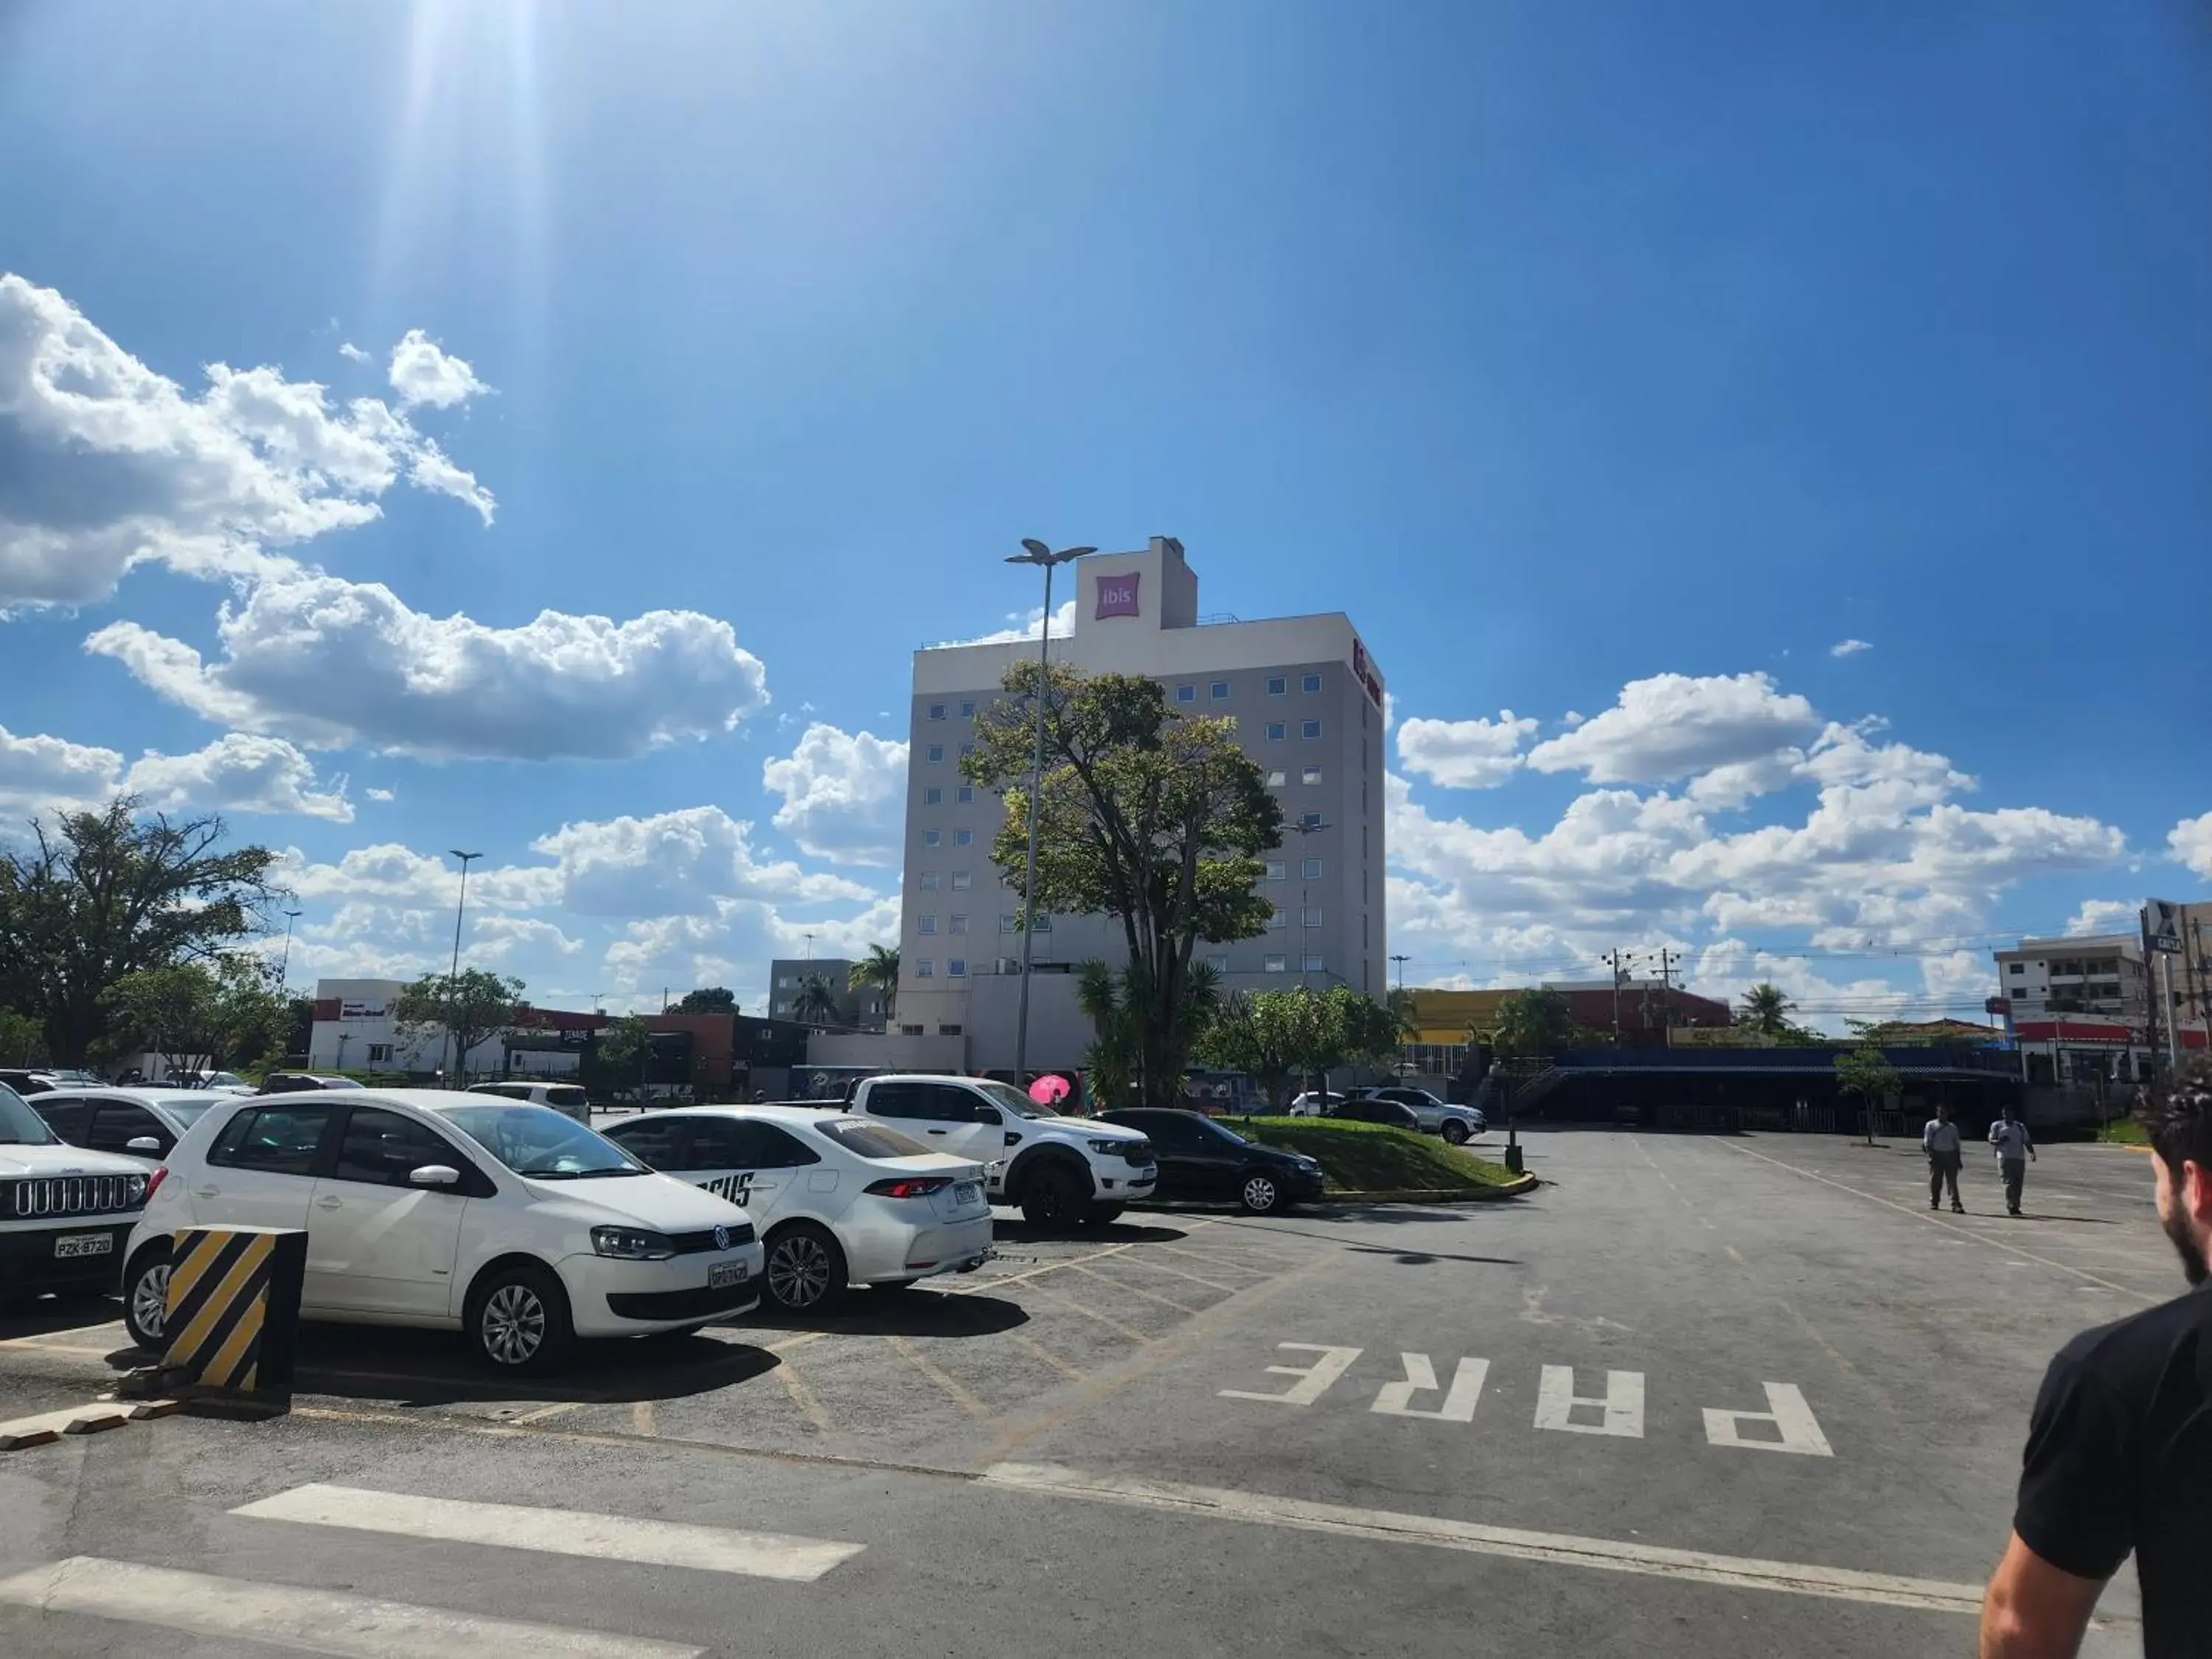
[1094,573,1141,619]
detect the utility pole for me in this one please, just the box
[442,849,481,1085]
[1603,948,1631,1041]
[1390,953,1411,990]
[1655,947,1677,1043]
[2140,906,2166,1082]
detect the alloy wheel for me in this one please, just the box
[1243,1175,1279,1212]
[768,1234,833,1309]
[481,1283,546,1366]
[131,1262,171,1343]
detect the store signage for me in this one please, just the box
[1095,572,1141,619]
[2145,899,2185,953]
[337,1001,387,1020]
[1352,637,1385,709]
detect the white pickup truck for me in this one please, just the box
[844,1075,1157,1230]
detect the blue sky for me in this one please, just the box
[1,0,2204,1025]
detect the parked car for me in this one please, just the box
[121,1089,764,1374]
[1097,1109,1325,1214]
[467,1079,592,1125]
[0,1069,60,1096]
[1350,1086,1487,1144]
[844,1074,1156,1230]
[1327,1096,1422,1130]
[1286,1091,1347,1117]
[28,1088,229,1161]
[257,1072,366,1094]
[602,1105,992,1312]
[0,1083,151,1303]
[165,1071,257,1095]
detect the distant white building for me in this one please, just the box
[1992,919,2208,1085]
[307,978,599,1080]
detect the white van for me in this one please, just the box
[467,1080,591,1124]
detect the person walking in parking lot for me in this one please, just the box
[1979,1057,2212,1658]
[1989,1105,2036,1217]
[1924,1103,1965,1213]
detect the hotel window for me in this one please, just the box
[939,1023,963,1036]
[1301,719,1321,740]
[1265,954,1287,974]
[1266,722,1286,741]
[915,960,935,978]
[956,829,974,846]
[367,1043,393,1062]
[922,830,942,848]
[1211,681,1230,700]
[900,1023,925,1036]
[960,700,975,717]
[1268,908,1287,931]
[1266,769,1287,787]
[951,872,972,891]
[919,872,940,891]
[1032,914,1053,931]
[1301,906,1323,928]
[1175,684,1196,703]
[1267,676,1287,695]
[2009,964,2025,975]
[1301,811,1323,829]
[1000,915,1020,933]
[1302,953,1324,974]
[956,785,975,804]
[928,703,947,722]
[926,744,944,762]
[1301,765,1322,785]
[917,915,938,934]
[1206,954,1230,973]
[1265,860,1287,880]
[1304,857,1323,879]
[1301,672,1322,692]
[923,786,942,805]
[949,915,968,936]
[948,959,967,978]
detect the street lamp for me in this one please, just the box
[444,849,482,1084]
[1003,538,1093,1081]
[279,908,304,988]
[1287,818,1330,989]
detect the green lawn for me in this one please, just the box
[2096,1119,2149,1145]
[1227,1116,1523,1193]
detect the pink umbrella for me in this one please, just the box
[1028,1073,1073,1106]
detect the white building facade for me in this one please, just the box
[891,536,1389,1074]
[306,978,585,1080]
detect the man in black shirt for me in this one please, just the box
[1980,1055,2212,1657]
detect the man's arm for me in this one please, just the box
[1979,1532,2104,1658]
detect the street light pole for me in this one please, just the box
[1390,953,1410,991]
[279,908,304,988]
[1003,539,1093,1082]
[444,849,482,1085]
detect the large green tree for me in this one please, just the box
[0,799,282,1064]
[1197,984,1397,1107]
[1486,987,1576,1059]
[104,955,291,1081]
[963,662,1281,1107]
[847,944,900,1021]
[393,969,526,1081]
[675,987,737,1015]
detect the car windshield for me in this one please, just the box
[974,1079,1060,1119]
[162,1099,218,1128]
[1196,1116,1249,1147]
[440,1104,647,1179]
[814,1119,935,1159]
[0,1085,60,1146]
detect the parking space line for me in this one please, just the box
[1711,1140,2158,1303]
[512,1401,585,1425]
[887,1335,995,1423]
[1012,1333,1088,1384]
[1109,1253,1243,1294]
[1068,1262,1202,1315]
[1150,1241,1273,1277]
[631,1400,657,1436]
[949,1220,1228,1298]
[773,1358,841,1442]
[1020,1281,1160,1349]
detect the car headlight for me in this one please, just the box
[1091,1138,1138,1157]
[591,1225,674,1261]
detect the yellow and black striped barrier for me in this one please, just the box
[161,1226,307,1405]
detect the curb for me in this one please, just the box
[0,1397,181,1453]
[1325,1175,1540,1203]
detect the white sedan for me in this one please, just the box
[602,1105,992,1313]
[122,1088,764,1374]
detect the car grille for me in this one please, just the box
[667,1224,756,1253]
[1117,1139,1154,1164]
[2,1175,146,1219]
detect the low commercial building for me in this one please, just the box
[305,978,606,1081]
[1397,982,1734,1079]
[766,959,886,1031]
[1991,928,2207,1086]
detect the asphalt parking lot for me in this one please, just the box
[0,1127,2169,1657]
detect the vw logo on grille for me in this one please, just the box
[713,1225,730,1252]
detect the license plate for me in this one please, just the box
[53,1233,112,1259]
[708,1261,748,1290]
[953,1182,980,1206]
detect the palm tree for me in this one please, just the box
[791,973,842,1029]
[847,944,900,1023]
[1737,982,1796,1037]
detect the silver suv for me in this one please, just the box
[1354,1086,1487,1144]
[845,1075,1156,1230]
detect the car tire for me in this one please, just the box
[466,1261,575,1376]
[1079,1203,1124,1228]
[1239,1171,1286,1215]
[1019,1164,1089,1231]
[764,1222,848,1315]
[1441,1121,1470,1146]
[122,1245,172,1352]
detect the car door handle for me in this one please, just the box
[191,1184,219,1198]
[315,1195,342,1210]
[927,1128,948,1135]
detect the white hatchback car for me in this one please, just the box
[602,1106,992,1312]
[467,1079,592,1124]
[122,1088,765,1374]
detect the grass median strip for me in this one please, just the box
[1225,1117,1524,1196]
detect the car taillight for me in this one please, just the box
[144,1166,167,1202]
[866,1177,953,1199]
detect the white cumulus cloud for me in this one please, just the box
[85,572,771,760]
[0,722,349,820]
[1395,712,1540,789]
[1526,672,1823,786]
[387,328,490,410]
[338,341,372,364]
[0,274,493,611]
[2170,812,2212,880]
[762,723,909,866]
[1829,639,1873,658]
[2064,900,2140,939]
[939,598,1076,648]
[532,807,874,918]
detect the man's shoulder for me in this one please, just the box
[2051,1289,2212,1390]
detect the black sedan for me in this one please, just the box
[1098,1109,1326,1214]
[1328,1096,1421,1130]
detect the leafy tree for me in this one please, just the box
[847,944,900,1021]
[1197,989,1317,1110]
[0,1008,48,1066]
[1736,983,1798,1037]
[1486,987,1576,1059]
[0,799,281,1065]
[675,987,737,1015]
[104,955,291,1081]
[790,973,842,1029]
[1834,1041,1902,1146]
[962,661,1281,1107]
[393,969,526,1082]
[1076,961,1138,1110]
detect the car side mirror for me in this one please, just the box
[408,1164,462,1188]
[125,1136,162,1154]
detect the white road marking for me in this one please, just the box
[1219,1342,1363,1405]
[0,1557,703,1658]
[1371,1353,1488,1422]
[1703,1382,1834,1456]
[980,1464,2011,1618]
[1534,1365,1645,1438]
[231,1484,864,1582]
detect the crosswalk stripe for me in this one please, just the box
[0,1557,703,1658]
[232,1483,865,1582]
